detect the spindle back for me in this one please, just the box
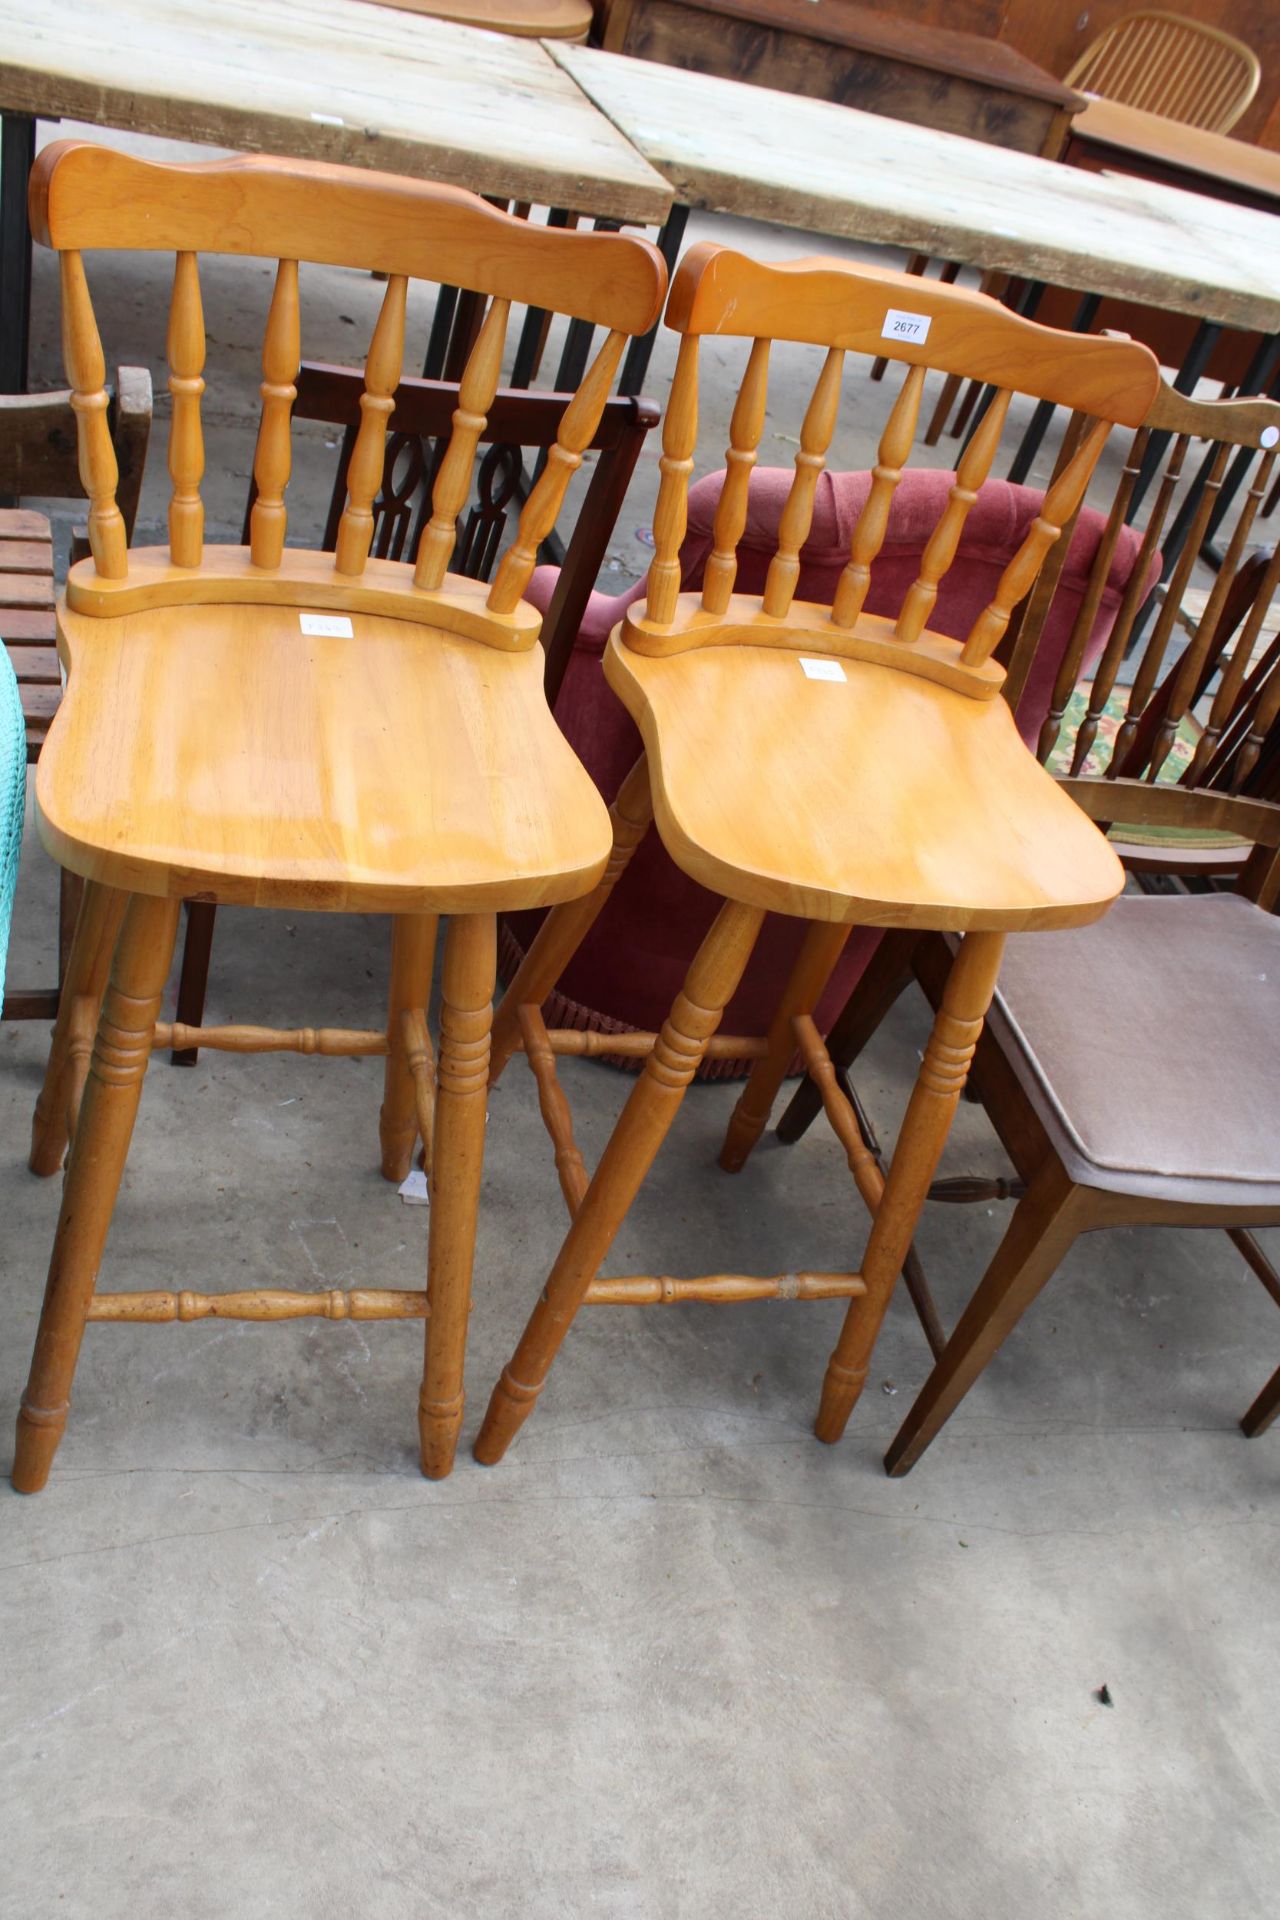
[1064,9,1261,134]
[1017,380,1280,890]
[32,141,666,653]
[621,244,1160,706]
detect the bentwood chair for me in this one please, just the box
[1064,10,1261,133]
[14,141,665,1493]
[469,244,1160,1467]
[779,380,1280,1471]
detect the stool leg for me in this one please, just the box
[29,881,128,1177]
[379,911,438,1182]
[815,930,1005,1446]
[14,893,179,1493]
[475,898,766,1466]
[418,912,496,1480]
[719,919,852,1173]
[1242,1363,1280,1438]
[489,756,653,1083]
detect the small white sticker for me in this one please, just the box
[310,111,345,128]
[398,1169,430,1206]
[299,613,354,637]
[799,656,846,682]
[1261,425,1280,449]
[881,308,932,345]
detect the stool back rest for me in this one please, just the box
[1064,9,1261,134]
[31,141,666,616]
[640,244,1159,681]
[1025,381,1280,899]
[269,363,658,700]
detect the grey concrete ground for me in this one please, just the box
[2,125,1279,1920]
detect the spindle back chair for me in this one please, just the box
[170,362,660,1062]
[469,244,1161,1469]
[15,141,666,1494]
[775,377,1280,1472]
[1064,9,1261,134]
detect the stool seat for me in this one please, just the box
[39,596,612,913]
[605,630,1124,932]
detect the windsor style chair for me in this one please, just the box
[778,379,1280,1472]
[0,369,151,1023]
[1065,10,1261,134]
[14,140,665,1494]
[169,361,659,1063]
[470,243,1160,1467]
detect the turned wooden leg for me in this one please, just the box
[489,755,653,1084]
[475,898,765,1467]
[170,899,217,1066]
[719,919,851,1173]
[1241,1361,1280,1438]
[418,912,496,1480]
[14,892,180,1493]
[884,1159,1086,1475]
[379,912,438,1182]
[29,881,128,1177]
[56,868,84,989]
[776,929,920,1148]
[815,929,1006,1448]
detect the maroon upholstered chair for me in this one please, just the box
[504,465,1157,1070]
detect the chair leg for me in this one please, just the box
[418,912,497,1480]
[170,900,217,1065]
[719,919,852,1173]
[14,892,180,1493]
[1241,1363,1280,1438]
[815,929,1006,1446]
[884,1158,1086,1476]
[379,912,438,1182]
[489,755,653,1084]
[29,881,128,1177]
[474,897,766,1467]
[57,868,84,989]
[776,929,921,1147]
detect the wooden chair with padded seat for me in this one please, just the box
[467,242,1160,1468]
[1064,8,1261,134]
[14,140,665,1494]
[777,380,1280,1472]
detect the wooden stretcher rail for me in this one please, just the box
[153,1022,389,1055]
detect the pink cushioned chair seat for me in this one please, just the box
[505,466,1157,1068]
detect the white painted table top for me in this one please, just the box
[0,0,673,223]
[551,42,1280,333]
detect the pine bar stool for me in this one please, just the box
[472,245,1160,1467]
[14,142,665,1493]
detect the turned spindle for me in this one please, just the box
[61,251,127,579]
[762,346,845,619]
[166,251,206,568]
[701,337,770,616]
[414,297,510,590]
[336,273,409,577]
[249,259,300,569]
[830,362,927,629]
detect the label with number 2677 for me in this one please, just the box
[881,309,932,345]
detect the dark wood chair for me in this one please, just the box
[170,362,657,1060]
[776,380,1280,1469]
[0,369,152,1022]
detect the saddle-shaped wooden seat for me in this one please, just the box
[41,599,609,912]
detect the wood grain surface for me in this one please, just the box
[0,0,671,222]
[552,42,1280,330]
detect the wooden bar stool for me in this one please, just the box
[14,141,664,1493]
[472,244,1160,1466]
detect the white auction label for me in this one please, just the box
[881,308,932,345]
[299,613,354,637]
[799,656,846,682]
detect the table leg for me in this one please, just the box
[0,112,35,397]
[619,203,689,398]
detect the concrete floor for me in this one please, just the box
[3,125,1279,1920]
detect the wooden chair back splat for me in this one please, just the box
[14,141,668,1493]
[469,242,1162,1471]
